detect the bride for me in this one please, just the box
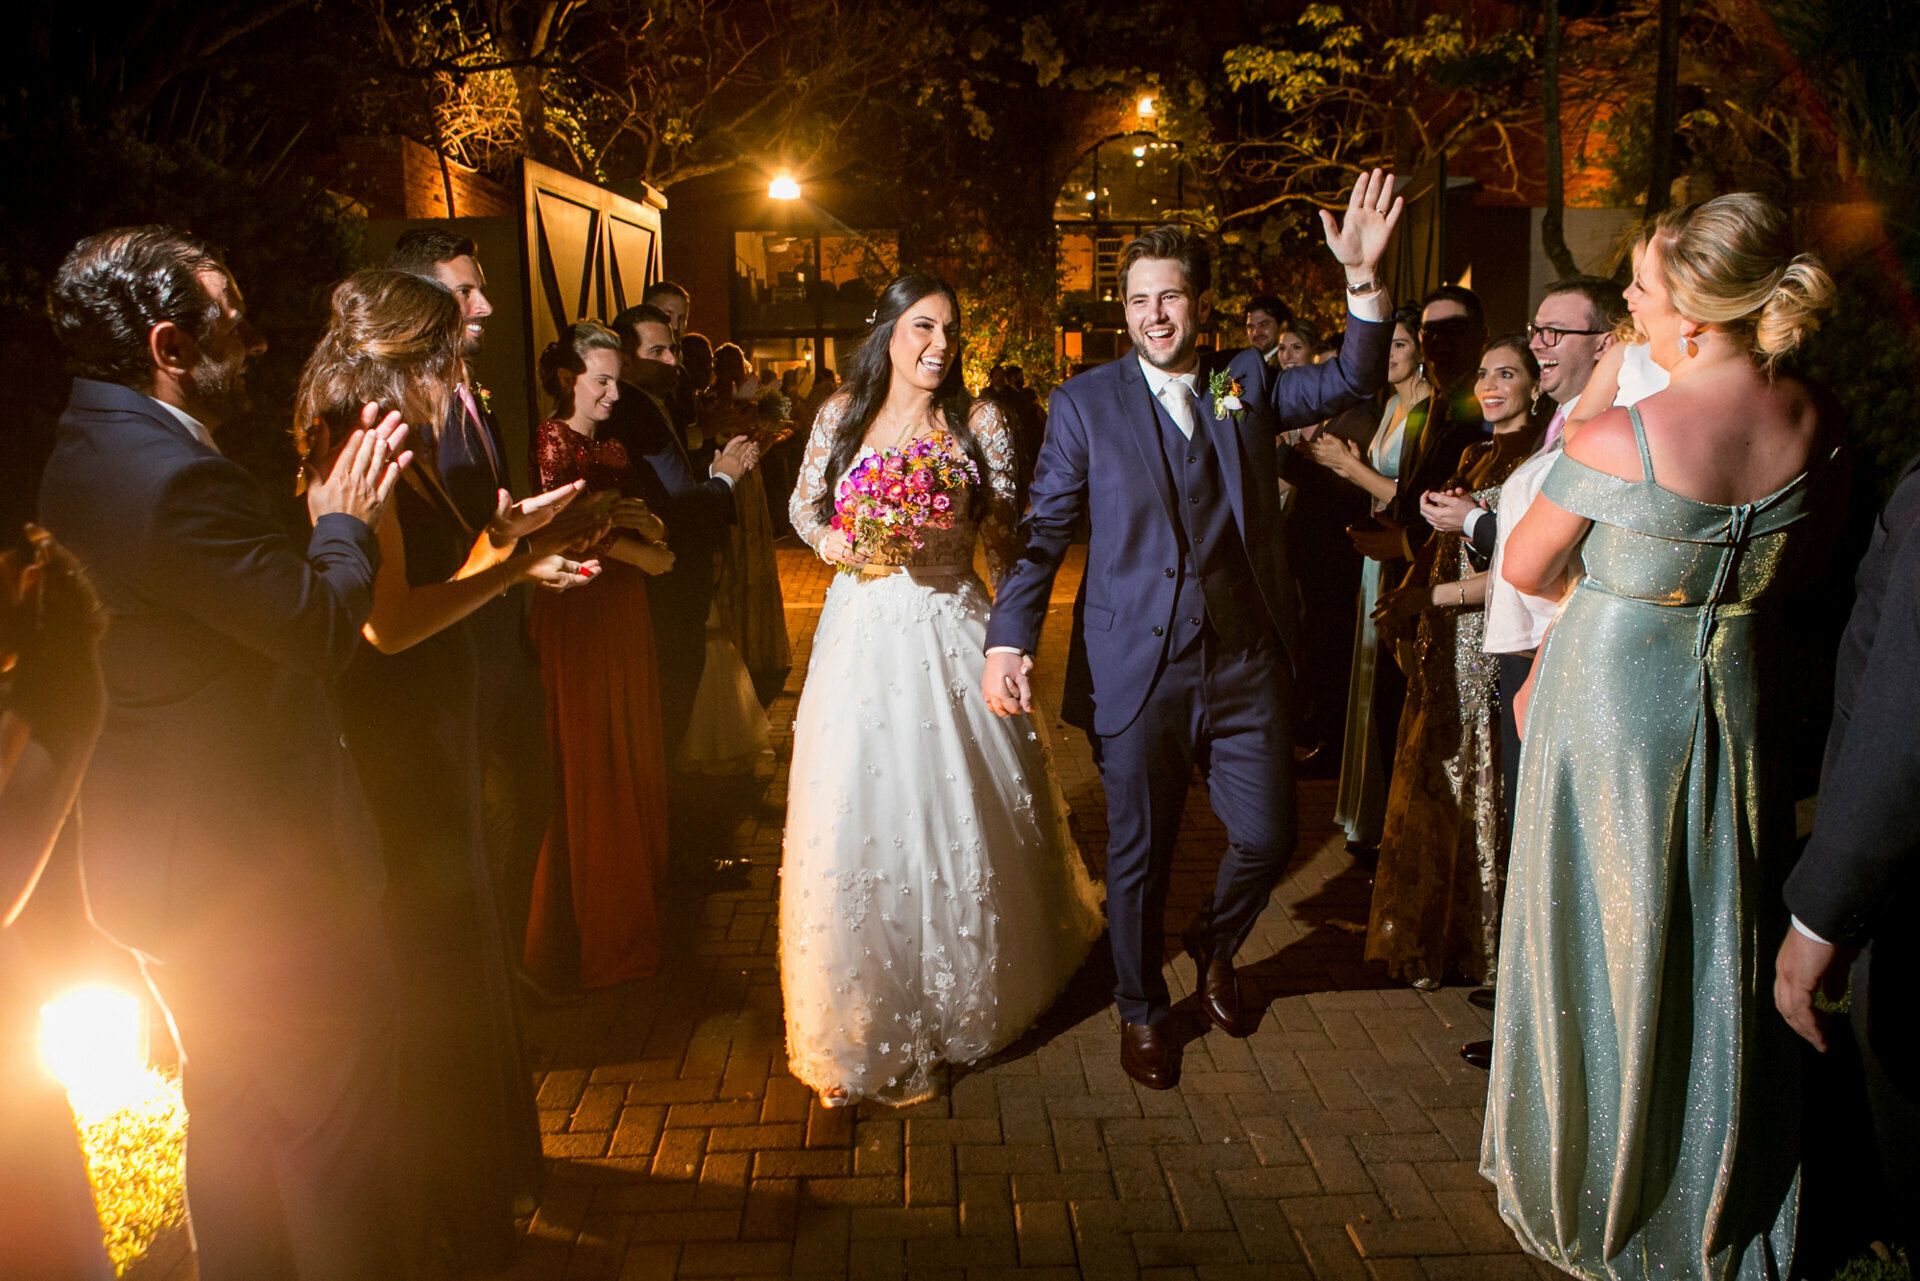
[781,274,1104,1107]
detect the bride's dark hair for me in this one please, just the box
[814,273,990,525]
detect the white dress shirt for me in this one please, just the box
[149,395,218,454]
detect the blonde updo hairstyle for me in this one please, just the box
[537,320,624,404]
[294,269,464,477]
[1649,192,1836,371]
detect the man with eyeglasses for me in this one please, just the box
[1417,275,1623,1070]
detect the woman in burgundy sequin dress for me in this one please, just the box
[526,322,678,989]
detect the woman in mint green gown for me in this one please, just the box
[1483,194,1839,1281]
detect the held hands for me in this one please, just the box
[307,402,412,527]
[1420,488,1481,535]
[1321,168,1404,280]
[713,435,760,483]
[1773,929,1855,1053]
[981,650,1034,718]
[1371,582,1429,628]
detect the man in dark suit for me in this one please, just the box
[983,173,1402,1088]
[1777,455,1920,1231]
[38,227,415,1276]
[387,228,554,958]
[604,304,758,756]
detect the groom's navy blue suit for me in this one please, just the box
[986,323,1390,1024]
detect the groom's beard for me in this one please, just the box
[1131,325,1198,371]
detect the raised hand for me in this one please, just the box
[1320,168,1404,279]
[307,404,412,528]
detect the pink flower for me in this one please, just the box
[931,493,951,512]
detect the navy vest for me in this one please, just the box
[1151,385,1271,656]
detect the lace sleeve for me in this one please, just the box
[969,399,1023,590]
[789,395,844,553]
[531,418,581,492]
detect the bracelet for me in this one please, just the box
[1457,582,1468,606]
[1346,277,1380,296]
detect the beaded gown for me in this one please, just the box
[780,398,1104,1105]
[1364,431,1533,988]
[1483,406,1833,1280]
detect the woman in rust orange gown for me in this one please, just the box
[527,321,678,989]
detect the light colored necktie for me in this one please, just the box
[1544,401,1570,452]
[1157,378,1198,440]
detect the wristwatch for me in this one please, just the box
[1346,277,1381,296]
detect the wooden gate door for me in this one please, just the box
[522,159,668,364]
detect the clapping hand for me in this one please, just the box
[607,497,667,542]
[307,402,412,527]
[1348,516,1405,561]
[1420,487,1481,535]
[487,481,585,549]
[1371,582,1428,628]
[1321,168,1404,279]
[713,434,761,482]
[1307,434,1364,479]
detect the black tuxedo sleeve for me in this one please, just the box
[1466,510,1498,570]
[141,458,381,679]
[1786,474,1920,946]
[627,400,736,539]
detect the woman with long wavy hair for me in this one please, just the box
[297,268,593,1271]
[778,274,1103,1108]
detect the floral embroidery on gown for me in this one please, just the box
[779,397,1104,1105]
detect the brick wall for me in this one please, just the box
[326,136,515,220]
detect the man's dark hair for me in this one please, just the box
[49,225,226,390]
[1245,294,1292,327]
[611,303,674,354]
[642,280,690,305]
[388,228,479,276]
[1421,283,1485,328]
[1119,226,1211,299]
[1541,275,1628,331]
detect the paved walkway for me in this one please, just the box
[509,546,1543,1281]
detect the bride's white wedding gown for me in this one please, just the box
[780,398,1104,1105]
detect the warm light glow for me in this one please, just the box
[42,986,145,1113]
[1138,95,1157,118]
[1132,145,1146,158]
[768,173,801,201]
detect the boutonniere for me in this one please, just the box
[472,381,492,415]
[1208,369,1244,421]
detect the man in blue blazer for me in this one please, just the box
[39,227,417,1276]
[984,172,1403,1088]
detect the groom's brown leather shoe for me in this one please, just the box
[1120,1022,1179,1090]
[1185,930,1255,1038]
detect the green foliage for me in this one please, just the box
[1829,1246,1913,1281]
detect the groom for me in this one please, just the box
[983,171,1402,1088]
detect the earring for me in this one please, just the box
[1677,332,1699,360]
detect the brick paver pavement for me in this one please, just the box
[509,544,1552,1281]
[129,543,1551,1281]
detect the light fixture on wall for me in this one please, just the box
[768,172,801,201]
[1137,95,1157,121]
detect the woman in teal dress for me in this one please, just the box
[1486,193,1839,1280]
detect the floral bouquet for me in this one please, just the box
[831,435,980,569]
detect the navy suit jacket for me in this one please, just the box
[602,382,735,628]
[985,317,1391,736]
[37,380,387,966]
[1786,455,1920,949]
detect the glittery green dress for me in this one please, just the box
[1482,406,1833,1281]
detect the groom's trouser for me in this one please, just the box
[1090,626,1294,1027]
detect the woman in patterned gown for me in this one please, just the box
[779,275,1103,1107]
[1485,193,1839,1280]
[1362,336,1542,989]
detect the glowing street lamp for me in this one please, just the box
[1137,95,1157,121]
[768,172,802,201]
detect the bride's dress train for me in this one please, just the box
[780,398,1104,1105]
